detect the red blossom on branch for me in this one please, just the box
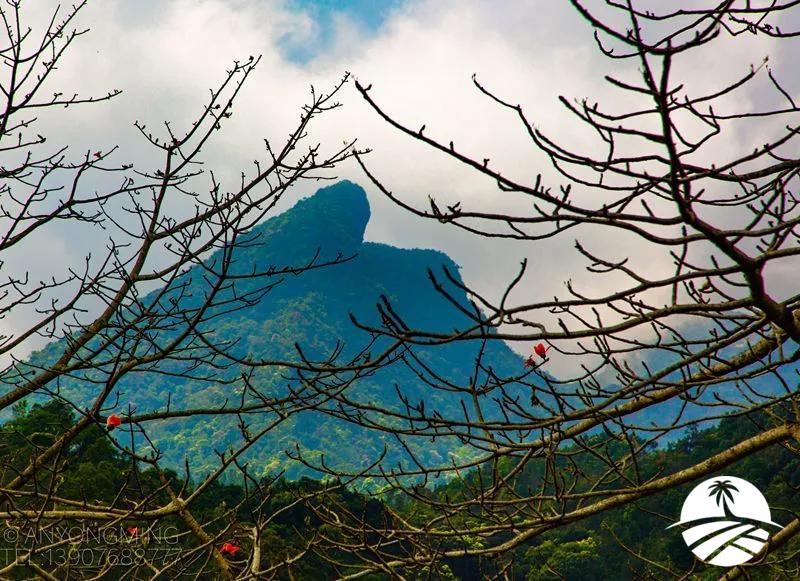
[220,542,240,556]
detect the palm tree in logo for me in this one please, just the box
[668,478,780,566]
[708,479,739,518]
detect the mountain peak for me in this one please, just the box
[19,178,524,480]
[292,180,370,241]
[250,180,370,260]
[300,179,369,211]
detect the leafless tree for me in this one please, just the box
[6,1,800,579]
[0,2,386,578]
[264,1,800,578]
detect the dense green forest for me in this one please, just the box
[3,399,796,579]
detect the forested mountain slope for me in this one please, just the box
[16,181,523,479]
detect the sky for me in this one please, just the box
[281,0,406,61]
[4,1,800,377]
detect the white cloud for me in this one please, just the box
[5,0,799,379]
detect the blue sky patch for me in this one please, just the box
[282,0,406,63]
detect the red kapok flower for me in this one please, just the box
[93,151,102,158]
[127,527,139,536]
[220,542,240,556]
[523,356,536,368]
[533,343,549,359]
[106,414,122,429]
